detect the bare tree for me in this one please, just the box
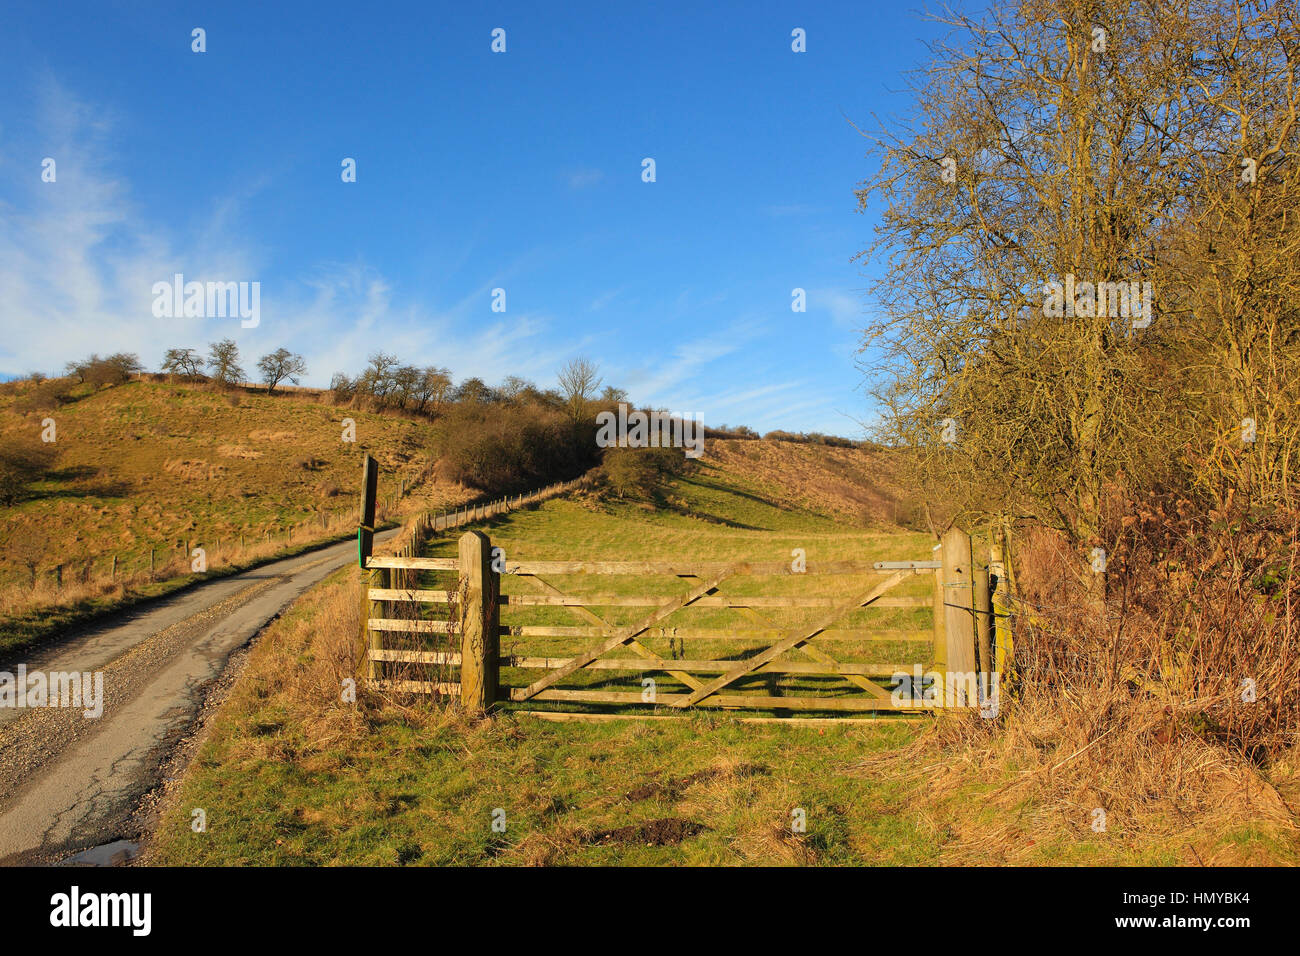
[391,365,421,408]
[413,366,453,413]
[360,352,400,405]
[161,348,204,380]
[557,357,603,424]
[7,523,51,587]
[854,0,1300,554]
[499,375,535,404]
[257,348,308,393]
[207,339,245,388]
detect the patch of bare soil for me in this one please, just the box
[586,818,709,846]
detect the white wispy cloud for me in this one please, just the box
[815,287,866,330]
[0,82,564,388]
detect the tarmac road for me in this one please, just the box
[0,531,396,865]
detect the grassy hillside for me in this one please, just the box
[703,438,913,527]
[0,377,475,653]
[144,445,1300,865]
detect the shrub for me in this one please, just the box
[437,403,596,492]
[67,353,143,388]
[600,446,687,499]
[11,380,72,413]
[0,440,57,505]
[329,372,357,405]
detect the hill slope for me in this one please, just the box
[0,378,474,650]
[695,438,911,527]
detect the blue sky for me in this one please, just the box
[0,1,958,435]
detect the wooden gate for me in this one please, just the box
[363,527,1010,721]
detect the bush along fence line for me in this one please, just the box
[356,459,1012,723]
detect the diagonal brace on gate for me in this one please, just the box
[669,570,909,708]
[517,573,708,691]
[680,571,899,701]
[733,604,893,701]
[512,571,734,703]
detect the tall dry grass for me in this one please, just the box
[1009,497,1300,760]
[857,496,1300,862]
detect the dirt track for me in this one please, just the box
[0,532,395,865]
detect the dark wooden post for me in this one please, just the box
[974,560,993,681]
[358,455,378,567]
[940,527,977,706]
[358,454,381,680]
[458,530,499,712]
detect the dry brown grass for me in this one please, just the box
[0,375,481,650]
[704,439,910,527]
[850,500,1300,865]
[207,524,470,762]
[856,697,1300,865]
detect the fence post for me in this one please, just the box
[930,541,945,683]
[990,540,1013,677]
[974,559,993,686]
[363,567,384,682]
[940,526,977,706]
[458,530,499,712]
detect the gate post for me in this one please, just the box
[974,561,993,681]
[931,542,945,705]
[458,530,499,712]
[940,527,977,706]
[359,453,381,681]
[989,541,1013,676]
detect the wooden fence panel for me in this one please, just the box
[357,456,1009,719]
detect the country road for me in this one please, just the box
[0,530,397,866]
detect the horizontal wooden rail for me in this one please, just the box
[367,618,454,633]
[500,625,932,641]
[368,588,452,603]
[515,710,925,725]
[364,557,940,576]
[509,688,926,712]
[371,590,928,609]
[503,560,935,576]
[500,656,916,678]
[367,557,459,571]
[368,649,461,664]
[373,679,460,695]
[500,594,930,608]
